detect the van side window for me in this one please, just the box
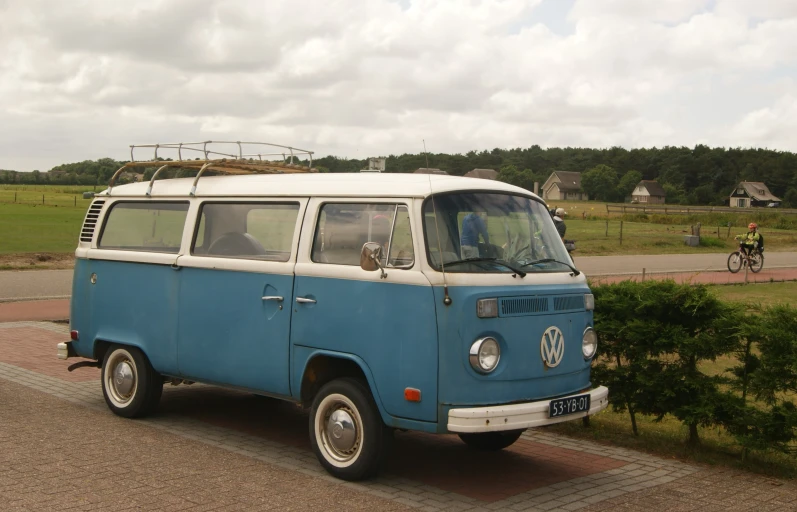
[192,203,299,261]
[313,203,412,267]
[99,202,189,253]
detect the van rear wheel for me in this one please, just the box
[309,378,390,481]
[101,345,163,418]
[459,430,524,451]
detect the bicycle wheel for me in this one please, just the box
[727,252,743,273]
[749,252,764,273]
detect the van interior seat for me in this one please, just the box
[207,232,267,258]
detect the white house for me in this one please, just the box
[631,180,666,204]
[541,171,587,201]
[729,181,781,208]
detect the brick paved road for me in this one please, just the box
[1,322,795,511]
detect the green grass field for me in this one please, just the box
[567,218,797,255]
[0,184,97,209]
[0,203,86,254]
[713,281,797,306]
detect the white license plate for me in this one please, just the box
[549,393,591,418]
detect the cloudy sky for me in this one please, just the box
[1,0,796,171]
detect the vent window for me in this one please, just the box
[80,200,106,243]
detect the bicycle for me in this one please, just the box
[727,241,764,273]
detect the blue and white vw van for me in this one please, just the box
[58,143,607,481]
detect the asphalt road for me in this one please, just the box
[0,251,795,300]
[0,269,73,301]
[575,251,797,275]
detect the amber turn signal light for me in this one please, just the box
[404,388,421,402]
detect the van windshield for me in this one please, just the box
[423,192,572,273]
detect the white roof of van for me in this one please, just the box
[99,173,540,200]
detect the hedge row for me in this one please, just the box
[592,280,797,455]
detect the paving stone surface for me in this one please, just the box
[1,322,795,511]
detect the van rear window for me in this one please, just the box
[99,202,189,253]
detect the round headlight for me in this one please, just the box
[582,327,598,359]
[470,337,501,374]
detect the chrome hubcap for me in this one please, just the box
[113,361,135,397]
[327,409,357,453]
[315,394,363,466]
[104,349,138,407]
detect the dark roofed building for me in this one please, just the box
[541,171,587,201]
[730,182,781,208]
[631,180,667,204]
[464,168,498,180]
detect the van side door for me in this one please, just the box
[175,199,307,396]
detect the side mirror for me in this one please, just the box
[360,242,387,279]
[83,192,95,199]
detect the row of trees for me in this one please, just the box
[2,144,797,207]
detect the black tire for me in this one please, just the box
[750,252,764,273]
[727,252,743,273]
[458,430,525,451]
[309,378,391,481]
[101,345,163,418]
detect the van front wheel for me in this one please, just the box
[309,378,390,481]
[101,345,163,418]
[458,430,524,450]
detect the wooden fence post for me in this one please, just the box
[74,196,77,207]
[14,192,16,202]
[605,220,609,237]
[620,221,624,245]
[42,194,44,205]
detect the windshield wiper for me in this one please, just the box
[443,257,526,278]
[519,258,581,276]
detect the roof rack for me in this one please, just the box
[107,141,316,196]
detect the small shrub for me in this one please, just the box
[593,280,744,444]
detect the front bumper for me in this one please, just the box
[447,385,609,433]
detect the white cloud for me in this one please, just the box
[0,0,796,171]
[726,94,797,148]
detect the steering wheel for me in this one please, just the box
[207,232,267,257]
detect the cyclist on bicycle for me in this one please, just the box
[735,222,761,257]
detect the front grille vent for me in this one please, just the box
[80,200,105,243]
[500,297,548,317]
[553,295,585,311]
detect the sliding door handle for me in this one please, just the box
[261,296,284,302]
[295,297,317,304]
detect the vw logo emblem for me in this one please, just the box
[541,327,565,368]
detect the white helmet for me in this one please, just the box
[555,208,566,216]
